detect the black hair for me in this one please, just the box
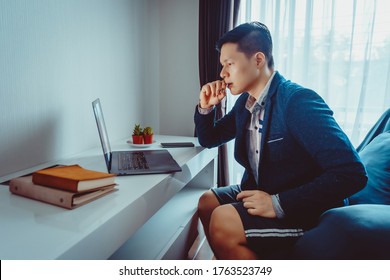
[216,21,274,68]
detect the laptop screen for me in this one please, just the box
[92,98,111,165]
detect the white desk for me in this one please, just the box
[0,135,218,260]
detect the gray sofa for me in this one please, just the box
[282,109,390,259]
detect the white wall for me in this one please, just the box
[0,0,199,178]
[158,0,200,137]
[131,0,200,138]
[0,0,153,177]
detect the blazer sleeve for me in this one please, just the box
[278,89,367,219]
[194,105,237,148]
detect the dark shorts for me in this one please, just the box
[212,185,305,258]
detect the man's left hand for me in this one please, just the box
[237,190,276,218]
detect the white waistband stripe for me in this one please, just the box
[245,228,305,238]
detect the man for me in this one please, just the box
[194,22,367,259]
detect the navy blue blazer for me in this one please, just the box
[194,72,367,227]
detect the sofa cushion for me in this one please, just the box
[292,205,390,259]
[348,131,390,205]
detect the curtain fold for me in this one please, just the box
[198,0,241,187]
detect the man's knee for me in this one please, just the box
[209,205,246,247]
[198,190,219,218]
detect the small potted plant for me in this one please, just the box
[132,124,144,144]
[143,126,154,144]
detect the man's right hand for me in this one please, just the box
[199,80,227,109]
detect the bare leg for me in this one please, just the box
[197,190,220,246]
[209,204,258,259]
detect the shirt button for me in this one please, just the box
[256,150,259,154]
[255,126,258,129]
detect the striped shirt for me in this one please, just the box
[244,72,285,219]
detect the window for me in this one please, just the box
[227,0,390,184]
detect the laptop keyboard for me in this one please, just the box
[118,152,150,170]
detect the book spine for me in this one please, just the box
[32,173,79,192]
[9,179,74,209]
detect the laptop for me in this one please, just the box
[92,98,182,175]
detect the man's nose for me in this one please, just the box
[220,67,228,79]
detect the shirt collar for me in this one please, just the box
[245,71,276,113]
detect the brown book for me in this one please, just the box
[9,176,117,209]
[32,164,116,192]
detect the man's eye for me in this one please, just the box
[221,63,232,67]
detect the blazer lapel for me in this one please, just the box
[259,72,284,169]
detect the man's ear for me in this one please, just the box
[254,52,266,67]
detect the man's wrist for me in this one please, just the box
[198,102,214,115]
[271,194,285,219]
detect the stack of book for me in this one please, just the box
[9,165,117,209]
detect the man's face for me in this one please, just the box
[219,42,260,95]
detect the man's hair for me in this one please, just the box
[216,21,274,68]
